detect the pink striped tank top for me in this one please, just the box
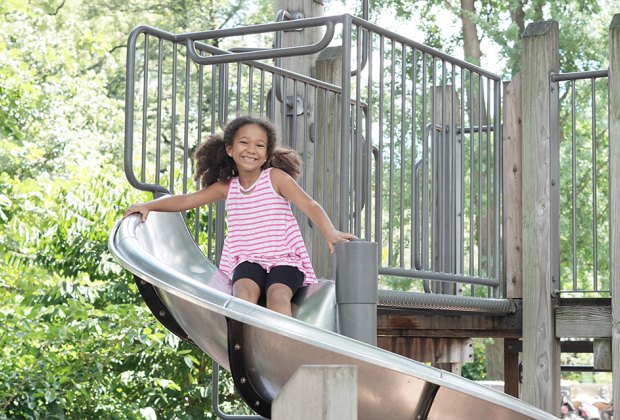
[219,167,317,286]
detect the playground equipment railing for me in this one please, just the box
[550,69,611,296]
[123,14,503,298]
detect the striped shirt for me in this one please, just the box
[219,168,317,286]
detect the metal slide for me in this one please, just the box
[109,211,556,420]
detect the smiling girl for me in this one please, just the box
[123,115,355,316]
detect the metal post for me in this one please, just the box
[334,241,378,346]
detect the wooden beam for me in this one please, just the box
[272,365,357,420]
[521,20,561,415]
[377,310,522,338]
[377,337,473,363]
[608,13,620,420]
[555,305,612,338]
[503,75,523,299]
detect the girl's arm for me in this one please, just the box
[271,168,356,253]
[123,180,229,222]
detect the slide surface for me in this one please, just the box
[109,211,557,419]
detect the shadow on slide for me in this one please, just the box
[109,211,556,419]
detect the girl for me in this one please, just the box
[124,115,356,316]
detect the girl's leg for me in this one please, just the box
[264,265,304,316]
[231,262,266,304]
[265,283,294,316]
[232,278,261,304]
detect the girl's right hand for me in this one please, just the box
[123,203,150,222]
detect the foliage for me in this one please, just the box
[1,0,271,417]
[461,338,487,381]
[359,0,615,77]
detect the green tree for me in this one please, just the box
[0,0,271,417]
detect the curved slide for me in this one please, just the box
[109,211,556,419]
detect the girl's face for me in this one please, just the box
[226,123,268,173]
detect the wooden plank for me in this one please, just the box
[273,0,323,273]
[520,20,561,415]
[272,365,357,420]
[608,13,620,420]
[314,46,342,277]
[504,339,521,397]
[502,75,523,299]
[593,339,612,371]
[378,303,523,338]
[377,337,473,363]
[555,306,612,338]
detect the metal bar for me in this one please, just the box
[410,48,418,269]
[400,43,406,268]
[388,40,395,265]
[379,267,499,287]
[421,53,429,271]
[552,69,609,82]
[185,22,335,66]
[592,78,598,290]
[494,78,502,297]
[167,43,178,189]
[179,52,190,196]
[376,34,385,262]
[141,35,149,184]
[348,16,502,80]
[571,81,578,291]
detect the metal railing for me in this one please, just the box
[551,70,611,295]
[123,13,503,298]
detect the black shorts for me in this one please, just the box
[231,261,304,295]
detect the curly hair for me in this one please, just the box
[193,116,302,187]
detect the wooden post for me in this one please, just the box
[521,20,560,415]
[503,75,523,299]
[608,13,620,420]
[273,0,324,264]
[313,46,343,277]
[272,365,357,420]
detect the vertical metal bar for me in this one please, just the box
[377,34,385,266]
[400,44,406,268]
[460,68,465,277]
[571,80,578,291]
[469,70,474,278]
[421,53,429,271]
[302,83,309,190]
[141,35,150,183]
[365,29,374,242]
[248,65,254,114]
[156,38,164,187]
[355,24,363,237]
[430,56,436,273]
[340,14,353,232]
[486,77,491,280]
[168,43,178,189]
[259,69,265,116]
[388,40,395,265]
[236,64,242,114]
[494,78,502,296]
[477,73,483,278]
[439,59,446,274]
[292,79,299,150]
[179,52,191,196]
[450,63,456,276]
[592,77,598,290]
[410,48,418,268]
[194,64,204,240]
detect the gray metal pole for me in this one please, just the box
[334,241,378,346]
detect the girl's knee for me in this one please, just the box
[266,284,293,315]
[233,279,260,303]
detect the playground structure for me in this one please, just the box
[111,8,620,419]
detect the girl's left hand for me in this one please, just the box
[326,230,357,253]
